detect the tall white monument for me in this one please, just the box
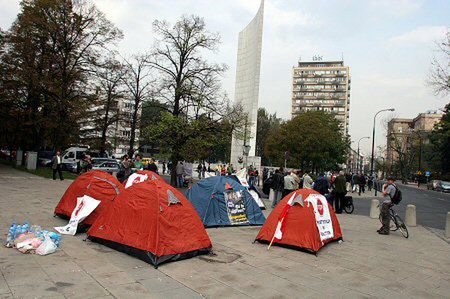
[230,0,264,168]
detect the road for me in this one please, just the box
[352,184,450,230]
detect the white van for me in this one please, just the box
[62,147,109,172]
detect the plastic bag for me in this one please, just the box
[36,238,57,256]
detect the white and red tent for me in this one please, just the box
[255,188,342,253]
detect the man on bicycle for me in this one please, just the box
[378,176,397,235]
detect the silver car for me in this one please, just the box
[436,181,450,193]
[92,161,120,174]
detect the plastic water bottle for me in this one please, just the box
[6,224,15,242]
[15,225,22,238]
[48,232,61,247]
[22,222,29,234]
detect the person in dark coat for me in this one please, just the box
[333,171,347,213]
[51,150,63,181]
[146,158,158,174]
[271,168,285,208]
[358,173,367,195]
[313,173,329,196]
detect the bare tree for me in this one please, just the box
[145,15,230,185]
[122,54,154,157]
[428,29,450,96]
[81,56,126,154]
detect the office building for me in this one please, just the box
[291,60,351,135]
[386,111,443,166]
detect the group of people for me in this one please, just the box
[345,172,375,195]
[117,155,158,183]
[266,169,363,214]
[265,168,401,236]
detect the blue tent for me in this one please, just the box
[186,176,266,227]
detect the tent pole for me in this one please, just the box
[267,234,276,250]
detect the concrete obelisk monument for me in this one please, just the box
[230,0,264,168]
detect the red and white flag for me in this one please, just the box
[272,192,303,242]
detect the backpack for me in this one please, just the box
[391,185,402,204]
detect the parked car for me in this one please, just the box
[436,181,450,193]
[427,180,441,191]
[92,161,120,174]
[92,158,116,166]
[38,151,54,167]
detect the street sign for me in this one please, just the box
[425,171,430,177]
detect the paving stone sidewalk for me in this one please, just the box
[0,165,449,299]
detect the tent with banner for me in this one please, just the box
[54,170,124,226]
[230,169,266,210]
[255,189,342,254]
[87,179,212,267]
[123,170,165,188]
[186,176,266,227]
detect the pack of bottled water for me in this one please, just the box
[4,221,61,255]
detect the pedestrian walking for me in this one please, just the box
[333,171,347,214]
[202,164,206,179]
[162,161,166,175]
[367,174,373,191]
[302,172,313,189]
[176,161,184,187]
[51,150,64,181]
[283,172,296,198]
[358,173,366,196]
[271,168,285,208]
[167,161,172,175]
[197,163,203,179]
[291,171,300,190]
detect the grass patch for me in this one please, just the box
[1,158,78,180]
[19,166,79,180]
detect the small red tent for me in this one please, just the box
[255,189,342,253]
[54,170,124,226]
[87,179,212,267]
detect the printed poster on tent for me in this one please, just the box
[224,190,249,225]
[306,194,334,241]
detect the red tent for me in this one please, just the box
[255,189,342,254]
[54,170,124,226]
[87,179,212,267]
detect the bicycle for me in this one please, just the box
[343,196,354,214]
[378,205,409,238]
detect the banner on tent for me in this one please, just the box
[54,195,100,235]
[125,173,148,189]
[305,194,334,242]
[224,190,248,225]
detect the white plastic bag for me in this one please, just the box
[36,238,57,256]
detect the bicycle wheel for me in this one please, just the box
[344,203,354,214]
[394,215,409,238]
[389,214,398,231]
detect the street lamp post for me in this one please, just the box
[370,108,395,177]
[357,136,370,173]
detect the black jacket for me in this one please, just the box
[147,163,158,174]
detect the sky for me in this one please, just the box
[0,0,449,156]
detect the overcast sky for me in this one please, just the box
[1,0,449,155]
